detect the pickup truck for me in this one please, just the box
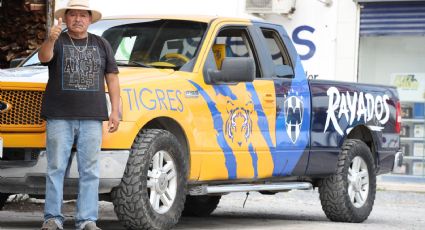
[0,15,402,229]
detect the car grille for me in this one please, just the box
[0,89,45,132]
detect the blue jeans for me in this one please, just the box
[44,119,102,229]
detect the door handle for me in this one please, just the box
[264,93,275,103]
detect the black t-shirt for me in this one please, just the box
[41,32,118,120]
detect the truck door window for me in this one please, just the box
[211,27,261,78]
[261,29,293,78]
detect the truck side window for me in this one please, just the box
[210,27,261,78]
[261,29,293,78]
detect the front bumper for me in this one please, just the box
[0,150,129,195]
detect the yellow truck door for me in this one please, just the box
[190,21,276,181]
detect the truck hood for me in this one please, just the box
[117,68,175,85]
[0,66,175,84]
[0,66,48,83]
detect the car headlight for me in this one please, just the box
[105,93,123,120]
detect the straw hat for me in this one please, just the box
[55,0,102,23]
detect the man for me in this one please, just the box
[38,0,120,229]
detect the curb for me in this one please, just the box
[377,182,425,193]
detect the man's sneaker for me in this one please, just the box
[41,219,60,230]
[83,222,101,230]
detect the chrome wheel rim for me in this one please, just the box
[147,150,177,214]
[347,156,369,208]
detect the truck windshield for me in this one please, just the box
[102,19,207,71]
[22,19,208,71]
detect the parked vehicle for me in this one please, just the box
[0,15,402,229]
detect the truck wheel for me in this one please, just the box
[182,195,221,217]
[0,193,9,210]
[111,129,188,230]
[319,139,376,223]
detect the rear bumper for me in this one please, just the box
[393,151,404,170]
[376,150,403,175]
[375,149,395,175]
[0,150,129,195]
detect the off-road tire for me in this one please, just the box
[182,195,221,217]
[0,193,9,210]
[111,129,188,230]
[319,139,376,223]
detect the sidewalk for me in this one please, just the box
[377,174,425,193]
[377,181,425,193]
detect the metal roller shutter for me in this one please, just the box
[360,2,425,36]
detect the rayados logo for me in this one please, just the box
[324,87,390,135]
[284,90,304,144]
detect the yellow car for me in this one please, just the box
[0,15,402,229]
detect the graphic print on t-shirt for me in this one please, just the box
[62,45,101,91]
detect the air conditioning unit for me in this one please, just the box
[245,0,296,15]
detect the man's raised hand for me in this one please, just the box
[49,18,62,42]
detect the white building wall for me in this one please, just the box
[263,0,337,80]
[57,0,250,18]
[335,0,359,82]
[264,0,359,81]
[57,0,359,81]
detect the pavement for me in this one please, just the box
[0,178,424,230]
[2,188,425,230]
[376,172,425,193]
[377,181,425,193]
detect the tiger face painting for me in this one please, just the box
[225,100,254,147]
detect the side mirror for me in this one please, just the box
[206,57,255,84]
[10,58,25,68]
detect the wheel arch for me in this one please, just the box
[142,117,190,165]
[346,125,379,170]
